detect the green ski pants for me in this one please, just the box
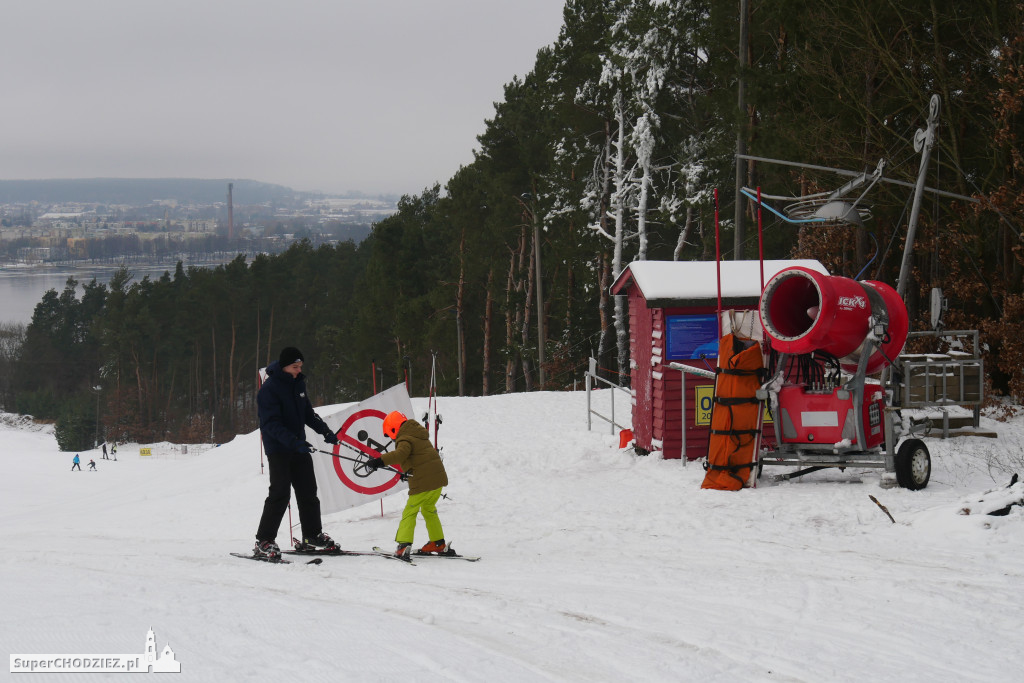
[396,487,444,544]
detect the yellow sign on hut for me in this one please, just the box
[694,385,773,427]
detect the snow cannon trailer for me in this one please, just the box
[756,266,929,489]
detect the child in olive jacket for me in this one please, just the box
[365,411,449,558]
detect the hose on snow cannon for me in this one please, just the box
[759,266,908,375]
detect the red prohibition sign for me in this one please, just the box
[332,408,403,494]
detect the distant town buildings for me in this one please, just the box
[0,194,394,265]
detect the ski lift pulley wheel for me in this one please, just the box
[895,438,931,490]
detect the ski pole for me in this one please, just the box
[428,350,441,449]
[313,445,408,479]
[318,447,408,479]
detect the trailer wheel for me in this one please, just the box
[895,438,930,490]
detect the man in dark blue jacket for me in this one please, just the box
[254,346,340,559]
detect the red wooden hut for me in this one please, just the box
[610,259,828,460]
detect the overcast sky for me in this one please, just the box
[0,1,566,196]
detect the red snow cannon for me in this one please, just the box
[759,266,908,375]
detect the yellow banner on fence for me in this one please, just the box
[140,448,152,457]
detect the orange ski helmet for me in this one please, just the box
[382,411,407,440]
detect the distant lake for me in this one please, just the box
[0,262,225,325]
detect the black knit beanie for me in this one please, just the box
[278,347,304,367]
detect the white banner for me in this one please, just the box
[308,383,413,513]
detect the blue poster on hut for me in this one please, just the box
[665,314,719,360]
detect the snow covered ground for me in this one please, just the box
[1,392,1022,682]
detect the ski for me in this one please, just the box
[372,546,479,562]
[282,548,391,558]
[285,539,386,557]
[230,552,291,564]
[371,547,417,565]
[412,550,481,562]
[285,539,412,563]
[410,539,478,561]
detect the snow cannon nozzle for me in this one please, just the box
[759,266,908,374]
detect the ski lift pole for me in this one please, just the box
[896,94,940,299]
[757,186,765,290]
[714,188,722,322]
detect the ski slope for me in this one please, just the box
[1,392,1022,682]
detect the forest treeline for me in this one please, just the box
[4,0,1024,448]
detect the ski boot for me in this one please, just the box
[303,532,338,550]
[254,539,281,560]
[394,542,412,559]
[417,539,453,556]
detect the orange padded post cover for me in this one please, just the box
[701,334,763,491]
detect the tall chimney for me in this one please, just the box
[227,182,234,240]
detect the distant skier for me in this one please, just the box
[71,454,81,471]
[364,411,450,558]
[111,443,117,461]
[88,459,97,471]
[253,347,341,560]
[102,442,108,460]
